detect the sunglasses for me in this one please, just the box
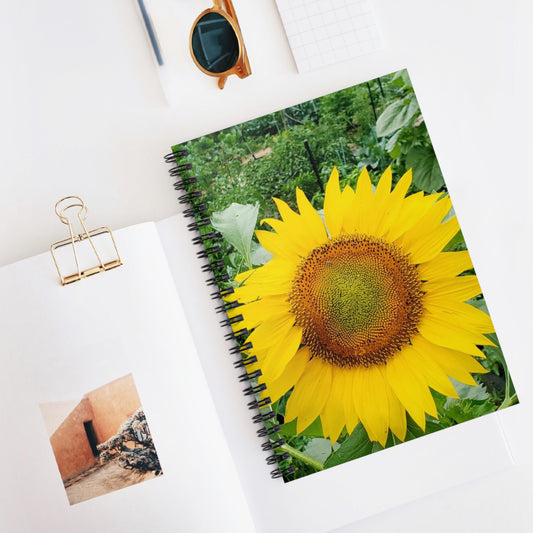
[190,0,251,89]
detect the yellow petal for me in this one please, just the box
[352,366,389,446]
[386,192,440,242]
[370,167,393,237]
[263,346,310,403]
[255,229,301,261]
[408,337,460,398]
[380,374,407,441]
[423,300,495,336]
[295,187,328,244]
[236,296,291,330]
[324,167,343,237]
[393,168,413,197]
[260,217,283,231]
[261,218,316,259]
[339,185,356,233]
[340,369,359,433]
[234,268,255,284]
[320,366,349,444]
[415,335,488,386]
[423,275,482,303]
[355,167,374,196]
[374,166,392,200]
[378,169,412,239]
[285,357,332,433]
[260,325,302,382]
[402,195,453,241]
[233,278,291,301]
[234,257,294,287]
[385,348,438,431]
[267,197,331,256]
[395,194,455,259]
[247,313,295,352]
[273,197,299,223]
[418,250,473,281]
[350,168,375,234]
[406,216,461,264]
[232,260,294,301]
[418,313,493,356]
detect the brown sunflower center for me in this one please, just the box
[289,234,423,368]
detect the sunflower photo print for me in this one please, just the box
[226,167,515,478]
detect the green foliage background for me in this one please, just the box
[176,70,517,481]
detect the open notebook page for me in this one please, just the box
[0,223,255,533]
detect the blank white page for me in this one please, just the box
[274,0,383,72]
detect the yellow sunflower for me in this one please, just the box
[229,167,494,446]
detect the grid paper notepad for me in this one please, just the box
[274,0,383,72]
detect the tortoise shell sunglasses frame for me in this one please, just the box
[189,0,251,89]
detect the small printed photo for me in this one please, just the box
[40,374,162,505]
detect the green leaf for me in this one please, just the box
[279,417,324,438]
[443,399,496,424]
[451,379,490,401]
[375,97,420,137]
[303,438,333,464]
[405,145,445,192]
[405,417,445,440]
[211,203,259,269]
[441,380,496,423]
[385,129,401,155]
[468,297,489,314]
[371,441,384,453]
[389,144,402,159]
[480,335,505,377]
[250,241,273,266]
[433,388,448,407]
[443,229,464,251]
[392,69,412,87]
[324,424,373,468]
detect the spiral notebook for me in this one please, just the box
[0,70,521,533]
[163,69,519,526]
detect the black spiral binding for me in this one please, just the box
[165,146,295,481]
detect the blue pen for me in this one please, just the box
[136,0,164,66]
[135,0,179,104]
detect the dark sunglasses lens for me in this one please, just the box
[191,12,239,73]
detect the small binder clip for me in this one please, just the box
[50,196,122,285]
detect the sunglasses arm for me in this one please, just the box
[220,0,238,22]
[218,76,228,90]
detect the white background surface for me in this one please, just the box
[1,0,532,531]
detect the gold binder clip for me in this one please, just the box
[50,196,122,285]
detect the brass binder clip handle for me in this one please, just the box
[50,196,122,285]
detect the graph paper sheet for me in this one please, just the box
[274,0,383,72]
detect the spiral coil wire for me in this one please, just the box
[165,147,295,480]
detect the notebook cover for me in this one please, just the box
[167,69,518,483]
